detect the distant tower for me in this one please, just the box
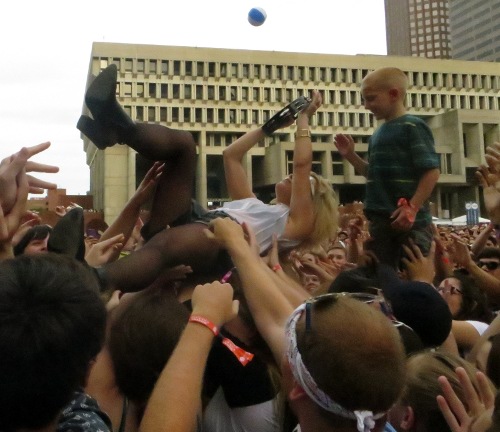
[385,0,451,59]
[449,0,500,61]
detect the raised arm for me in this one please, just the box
[99,162,163,246]
[222,129,262,200]
[334,134,368,177]
[207,217,297,364]
[140,281,238,432]
[285,91,321,239]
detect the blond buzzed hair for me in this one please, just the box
[362,67,409,98]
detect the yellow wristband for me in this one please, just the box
[295,129,311,138]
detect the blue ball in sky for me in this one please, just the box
[248,7,267,26]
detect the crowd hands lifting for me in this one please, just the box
[3,68,500,432]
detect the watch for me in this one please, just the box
[295,129,311,138]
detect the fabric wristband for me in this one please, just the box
[397,198,418,223]
[272,263,282,272]
[189,315,254,366]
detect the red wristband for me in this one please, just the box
[188,314,254,366]
[189,315,219,336]
[272,263,282,272]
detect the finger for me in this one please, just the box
[455,367,482,415]
[98,233,125,247]
[231,299,240,317]
[428,240,437,261]
[438,375,468,427]
[203,228,216,240]
[402,243,416,261]
[26,175,57,190]
[476,371,495,409]
[24,142,51,158]
[25,161,59,173]
[436,395,461,431]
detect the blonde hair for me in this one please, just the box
[399,351,496,431]
[363,67,409,98]
[307,171,339,247]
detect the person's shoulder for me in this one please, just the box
[57,390,112,432]
[396,114,427,127]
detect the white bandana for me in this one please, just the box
[285,303,385,432]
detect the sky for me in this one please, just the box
[0,0,387,196]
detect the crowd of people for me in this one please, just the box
[1,64,500,432]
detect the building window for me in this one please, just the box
[207,85,215,100]
[207,108,214,123]
[160,84,168,98]
[208,62,215,77]
[184,85,192,99]
[172,107,179,122]
[161,61,168,75]
[440,153,452,174]
[125,58,133,72]
[173,61,181,75]
[136,106,144,121]
[185,61,192,76]
[137,60,145,73]
[173,84,180,99]
[183,107,190,122]
[148,107,155,121]
[219,86,226,101]
[149,83,156,98]
[160,107,167,122]
[196,85,203,99]
[137,83,144,97]
[332,151,344,175]
[123,82,132,96]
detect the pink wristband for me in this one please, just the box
[189,314,254,366]
[189,315,219,336]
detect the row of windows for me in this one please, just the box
[102,58,369,84]
[116,80,499,111]
[126,104,375,129]
[100,57,500,91]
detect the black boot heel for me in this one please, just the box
[77,115,118,150]
[84,64,135,132]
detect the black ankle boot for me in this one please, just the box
[48,207,86,262]
[82,64,135,147]
[77,115,119,150]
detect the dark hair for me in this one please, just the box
[108,287,190,408]
[477,247,500,261]
[451,271,494,323]
[13,224,52,256]
[0,254,106,430]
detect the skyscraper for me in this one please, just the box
[385,0,500,61]
[385,0,451,59]
[450,0,500,61]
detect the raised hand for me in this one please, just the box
[333,134,355,157]
[437,367,495,432]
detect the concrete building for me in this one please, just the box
[385,0,452,59]
[79,42,500,223]
[449,0,500,61]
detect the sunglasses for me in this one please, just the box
[437,285,462,295]
[304,289,396,332]
[478,261,500,271]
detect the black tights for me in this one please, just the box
[102,122,226,292]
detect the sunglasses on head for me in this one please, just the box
[304,289,395,332]
[478,261,500,271]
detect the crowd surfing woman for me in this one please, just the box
[77,64,338,292]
